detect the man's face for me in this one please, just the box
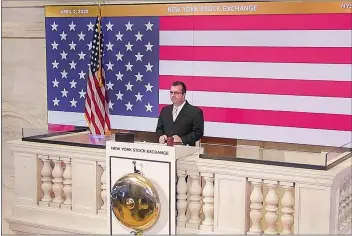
[170,85,185,106]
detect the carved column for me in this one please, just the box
[248,178,264,234]
[280,182,295,234]
[177,170,188,228]
[264,180,279,234]
[343,176,351,221]
[98,161,107,214]
[38,155,53,206]
[50,157,64,208]
[62,158,72,210]
[186,171,202,230]
[200,172,214,232]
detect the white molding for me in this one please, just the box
[186,157,351,187]
[8,139,105,162]
[6,204,107,234]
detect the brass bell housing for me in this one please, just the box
[111,172,160,231]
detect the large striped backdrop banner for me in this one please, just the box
[45,1,352,147]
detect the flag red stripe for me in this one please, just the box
[88,75,104,124]
[84,96,101,134]
[87,74,105,129]
[85,79,99,134]
[159,75,352,98]
[160,13,352,30]
[86,90,101,134]
[93,73,108,110]
[159,46,352,64]
[158,104,352,131]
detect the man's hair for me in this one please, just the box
[172,81,187,94]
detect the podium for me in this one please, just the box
[105,140,201,235]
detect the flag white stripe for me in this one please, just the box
[47,111,351,147]
[160,30,352,47]
[158,90,352,115]
[85,93,104,133]
[159,60,352,81]
[86,70,104,133]
[90,73,105,114]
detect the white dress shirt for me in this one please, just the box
[173,101,186,122]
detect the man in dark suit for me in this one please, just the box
[156,81,204,146]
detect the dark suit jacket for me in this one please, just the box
[156,101,204,146]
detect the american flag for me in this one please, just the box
[84,14,111,135]
[45,4,352,147]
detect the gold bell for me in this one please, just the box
[111,172,160,232]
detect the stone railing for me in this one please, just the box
[5,139,352,234]
[176,152,351,234]
[6,139,107,234]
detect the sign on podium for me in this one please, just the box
[106,140,200,235]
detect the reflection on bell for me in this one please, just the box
[125,198,135,210]
[111,173,160,231]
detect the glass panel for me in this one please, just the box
[21,128,166,148]
[199,142,351,170]
[22,127,78,138]
[326,142,352,166]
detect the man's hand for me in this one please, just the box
[172,135,182,143]
[159,135,167,144]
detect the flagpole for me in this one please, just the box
[97,0,111,136]
[97,0,103,88]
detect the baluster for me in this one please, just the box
[50,157,64,208]
[61,158,72,210]
[200,172,214,232]
[248,178,264,234]
[185,174,192,220]
[98,161,107,214]
[186,171,202,230]
[38,155,53,206]
[264,180,279,234]
[177,170,188,228]
[280,182,294,234]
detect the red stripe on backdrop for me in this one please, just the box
[160,13,352,30]
[158,105,352,131]
[159,75,352,98]
[159,46,352,64]
[48,124,76,132]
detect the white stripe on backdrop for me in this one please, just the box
[158,90,352,115]
[160,30,352,47]
[48,111,351,147]
[159,60,352,81]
